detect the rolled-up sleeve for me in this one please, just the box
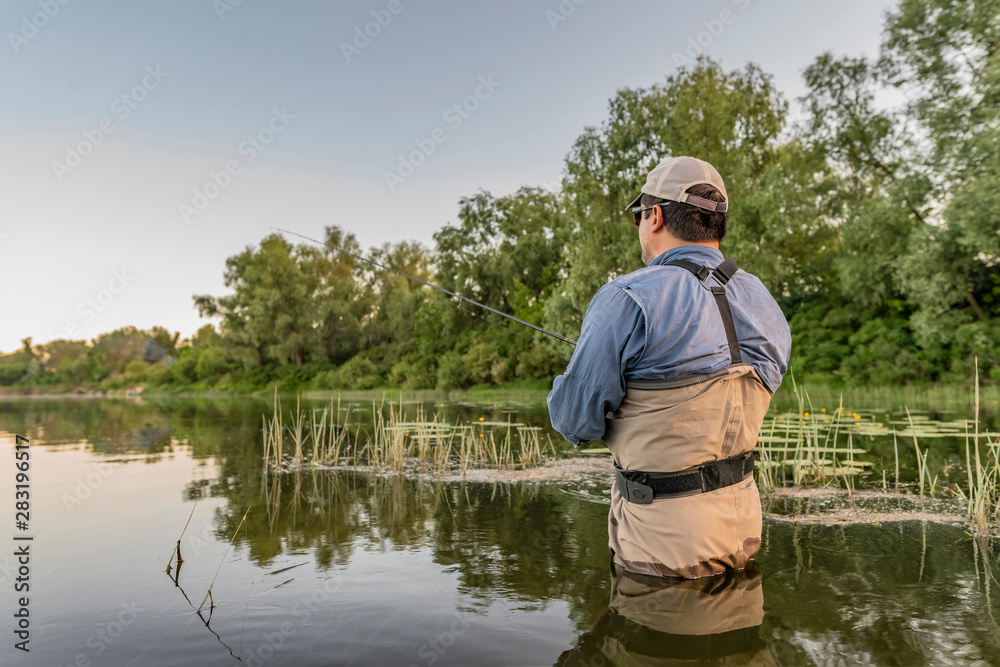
[547,284,646,445]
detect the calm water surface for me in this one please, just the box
[1,396,999,666]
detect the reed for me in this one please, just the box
[197,505,250,613]
[760,359,1000,536]
[754,417,777,494]
[166,500,198,572]
[261,394,555,476]
[905,407,927,499]
[288,396,308,470]
[262,387,284,473]
[757,377,866,486]
[966,359,1000,535]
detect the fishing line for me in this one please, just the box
[272,227,577,345]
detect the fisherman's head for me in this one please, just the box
[625,156,729,263]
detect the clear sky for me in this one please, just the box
[0,0,899,354]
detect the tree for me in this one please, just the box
[882,0,1000,337]
[549,58,791,340]
[194,227,366,369]
[434,187,570,328]
[800,52,932,310]
[362,240,432,347]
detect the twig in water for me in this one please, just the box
[166,500,198,572]
[198,505,251,612]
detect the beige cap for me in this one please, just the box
[625,155,728,213]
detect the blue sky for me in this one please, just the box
[1,0,899,353]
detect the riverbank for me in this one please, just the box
[272,453,977,532]
[0,377,554,399]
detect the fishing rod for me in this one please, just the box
[271,227,577,346]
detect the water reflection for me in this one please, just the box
[165,559,244,662]
[237,469,612,625]
[557,565,773,666]
[4,397,1000,666]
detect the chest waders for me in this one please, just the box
[602,258,774,578]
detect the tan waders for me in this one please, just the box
[604,364,772,578]
[555,565,775,665]
[603,258,773,578]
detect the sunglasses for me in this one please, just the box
[630,202,672,227]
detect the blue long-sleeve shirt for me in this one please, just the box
[547,245,791,445]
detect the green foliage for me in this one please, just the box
[333,356,382,390]
[6,6,1000,393]
[549,58,793,341]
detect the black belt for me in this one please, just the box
[603,615,765,660]
[615,451,755,504]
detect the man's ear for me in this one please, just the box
[649,203,665,231]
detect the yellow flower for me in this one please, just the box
[821,408,827,413]
[479,433,484,438]
[877,424,883,428]
[478,417,485,422]
[804,412,810,417]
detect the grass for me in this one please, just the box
[760,361,1000,535]
[197,505,250,613]
[965,360,1000,535]
[263,392,556,477]
[264,373,1000,534]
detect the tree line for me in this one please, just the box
[4,0,999,392]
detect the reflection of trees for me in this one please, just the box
[14,398,1000,661]
[222,471,437,569]
[429,483,610,627]
[759,521,1000,664]
[0,397,271,460]
[207,453,613,632]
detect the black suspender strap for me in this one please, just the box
[663,258,742,365]
[709,285,742,364]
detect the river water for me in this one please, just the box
[1,395,999,666]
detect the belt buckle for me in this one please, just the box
[617,468,654,505]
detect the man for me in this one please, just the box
[547,155,791,578]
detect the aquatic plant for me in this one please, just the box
[198,505,250,612]
[262,392,554,476]
[757,361,1000,535]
